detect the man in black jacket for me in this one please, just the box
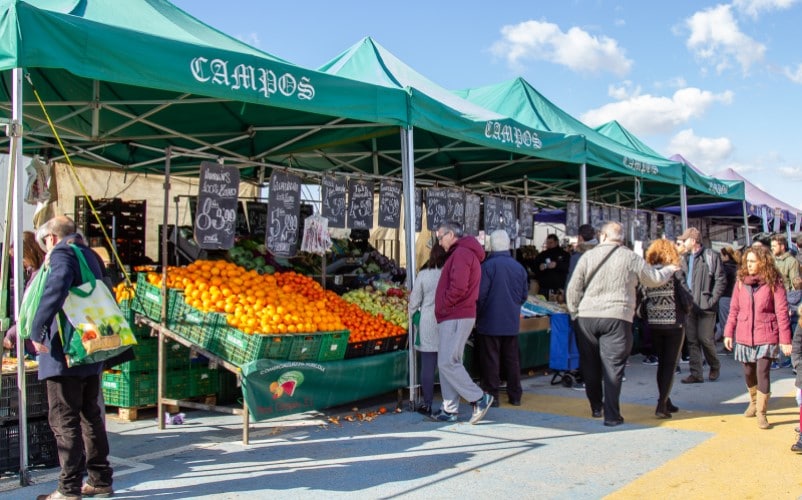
[532,234,570,299]
[678,227,726,384]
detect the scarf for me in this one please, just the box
[742,275,766,287]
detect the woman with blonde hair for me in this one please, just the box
[642,238,693,418]
[724,245,793,429]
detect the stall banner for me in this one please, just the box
[347,179,374,229]
[240,351,409,421]
[464,193,481,236]
[414,187,422,232]
[773,207,781,233]
[761,206,769,233]
[425,187,448,230]
[446,189,465,225]
[194,161,240,250]
[266,170,301,257]
[378,180,402,229]
[321,175,347,228]
[518,199,534,239]
[483,195,501,233]
[565,202,579,236]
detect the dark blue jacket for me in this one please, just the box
[31,235,105,380]
[476,251,529,335]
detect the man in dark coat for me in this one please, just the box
[30,216,114,500]
[533,233,570,299]
[476,230,529,406]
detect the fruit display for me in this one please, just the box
[341,282,409,330]
[143,259,405,343]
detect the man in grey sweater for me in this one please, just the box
[566,221,677,426]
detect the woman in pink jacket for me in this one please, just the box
[724,245,793,429]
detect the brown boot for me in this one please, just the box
[756,390,771,429]
[744,385,757,417]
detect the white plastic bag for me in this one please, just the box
[300,214,332,255]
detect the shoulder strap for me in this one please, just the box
[584,245,620,291]
[68,243,97,297]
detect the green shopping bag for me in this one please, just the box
[17,264,51,339]
[412,310,421,347]
[59,244,137,367]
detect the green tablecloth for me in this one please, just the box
[241,350,408,421]
[463,328,550,376]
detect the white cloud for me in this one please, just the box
[490,20,632,77]
[732,0,799,18]
[236,32,261,48]
[777,165,802,180]
[580,86,734,135]
[667,129,734,173]
[783,63,802,83]
[685,5,765,75]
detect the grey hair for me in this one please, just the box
[601,221,624,243]
[488,229,510,251]
[437,221,463,238]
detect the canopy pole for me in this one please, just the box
[158,146,172,435]
[579,163,588,224]
[680,185,688,231]
[10,67,30,487]
[742,200,751,245]
[400,126,417,411]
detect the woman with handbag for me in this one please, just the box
[408,243,447,416]
[724,245,793,429]
[642,239,693,419]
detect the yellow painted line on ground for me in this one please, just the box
[509,391,802,498]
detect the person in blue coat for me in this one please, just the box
[476,230,529,406]
[30,216,114,500]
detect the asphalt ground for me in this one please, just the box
[2,347,802,499]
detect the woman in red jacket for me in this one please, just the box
[724,245,793,429]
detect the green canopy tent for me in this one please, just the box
[454,78,742,223]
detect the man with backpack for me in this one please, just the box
[679,227,726,384]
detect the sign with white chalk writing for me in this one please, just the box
[194,161,240,250]
[446,189,465,225]
[246,201,268,239]
[464,193,481,236]
[414,187,422,232]
[266,170,301,257]
[500,198,517,239]
[519,199,534,239]
[378,180,402,228]
[426,187,448,230]
[483,195,501,233]
[565,202,580,237]
[347,179,374,229]
[321,175,347,228]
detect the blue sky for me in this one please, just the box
[173,0,802,210]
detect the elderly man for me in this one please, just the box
[431,221,494,424]
[30,216,114,500]
[566,221,676,426]
[476,230,529,407]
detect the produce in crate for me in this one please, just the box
[341,285,409,329]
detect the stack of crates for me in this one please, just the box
[74,196,147,265]
[0,370,58,474]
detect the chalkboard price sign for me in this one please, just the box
[464,193,481,236]
[565,202,580,236]
[378,180,402,228]
[483,195,501,233]
[519,199,534,239]
[414,187,422,232]
[446,189,465,225]
[426,187,448,230]
[590,203,602,230]
[266,170,302,257]
[236,201,249,237]
[321,175,347,228]
[500,198,517,239]
[194,161,240,250]
[246,201,268,239]
[347,179,374,229]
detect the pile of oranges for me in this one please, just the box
[144,260,404,342]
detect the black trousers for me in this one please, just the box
[476,334,522,402]
[686,310,720,378]
[575,317,632,422]
[651,326,685,405]
[418,351,438,406]
[46,375,113,495]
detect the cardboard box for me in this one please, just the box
[519,315,550,333]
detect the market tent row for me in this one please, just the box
[454,78,745,224]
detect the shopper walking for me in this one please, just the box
[641,239,693,419]
[476,230,529,407]
[723,245,793,429]
[566,221,676,426]
[29,216,114,499]
[678,227,725,384]
[431,221,493,424]
[408,243,447,416]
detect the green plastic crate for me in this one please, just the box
[168,299,221,350]
[131,273,179,321]
[116,336,159,372]
[101,371,156,407]
[316,331,350,361]
[189,366,216,396]
[210,326,292,366]
[287,333,324,361]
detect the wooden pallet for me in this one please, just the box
[106,394,217,422]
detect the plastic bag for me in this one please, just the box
[17,265,51,339]
[300,214,332,255]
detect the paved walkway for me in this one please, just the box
[2,349,801,499]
